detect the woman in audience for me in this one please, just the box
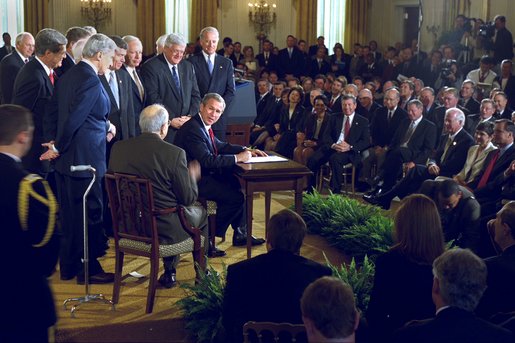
[453,121,496,187]
[366,194,445,342]
[266,87,305,158]
[330,45,348,78]
[294,94,330,165]
[242,45,259,77]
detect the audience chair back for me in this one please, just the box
[243,321,307,343]
[105,172,205,313]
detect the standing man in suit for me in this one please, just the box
[465,98,496,135]
[188,27,235,140]
[108,104,208,288]
[365,108,474,209]
[12,29,67,177]
[0,32,13,60]
[141,33,200,144]
[306,94,370,193]
[496,60,515,109]
[223,209,331,342]
[99,36,136,143]
[0,32,34,104]
[0,104,59,343]
[122,35,145,135]
[40,34,117,284]
[493,15,514,64]
[255,39,278,73]
[54,26,91,77]
[175,93,266,251]
[394,248,514,343]
[277,35,305,79]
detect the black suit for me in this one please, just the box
[277,47,304,78]
[0,45,13,61]
[465,115,496,135]
[356,101,381,122]
[493,27,514,63]
[175,114,246,237]
[327,94,343,113]
[496,75,515,109]
[358,62,383,82]
[255,52,278,72]
[54,52,75,77]
[223,249,331,343]
[141,54,200,143]
[0,153,59,342]
[0,51,25,104]
[473,145,515,201]
[275,104,305,159]
[121,65,145,135]
[370,106,407,147]
[461,97,481,115]
[427,105,470,144]
[188,53,235,139]
[307,112,370,193]
[308,58,331,78]
[12,58,54,175]
[394,307,514,343]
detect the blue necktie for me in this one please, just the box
[109,73,120,108]
[172,66,181,95]
[207,57,214,75]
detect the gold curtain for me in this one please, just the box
[344,0,369,53]
[136,0,166,56]
[24,0,49,35]
[190,0,218,43]
[295,0,317,46]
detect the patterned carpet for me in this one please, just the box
[52,191,348,342]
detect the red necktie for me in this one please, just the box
[477,150,500,189]
[344,116,350,139]
[49,71,54,86]
[329,98,334,107]
[208,128,218,156]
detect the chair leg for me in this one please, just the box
[112,250,124,304]
[351,166,356,195]
[208,215,217,247]
[146,258,158,314]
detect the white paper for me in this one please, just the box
[243,155,289,163]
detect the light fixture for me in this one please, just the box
[248,1,277,52]
[81,0,112,29]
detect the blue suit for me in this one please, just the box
[50,61,111,279]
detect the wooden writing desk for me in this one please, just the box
[234,157,312,258]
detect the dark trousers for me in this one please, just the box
[382,164,432,202]
[307,148,357,193]
[56,172,108,277]
[198,172,245,237]
[381,147,413,190]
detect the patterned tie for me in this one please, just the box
[133,69,144,100]
[208,128,218,156]
[49,70,55,86]
[401,121,416,146]
[172,65,182,95]
[344,115,351,139]
[477,150,500,189]
[109,72,120,108]
[207,57,214,75]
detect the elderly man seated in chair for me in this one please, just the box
[108,104,207,289]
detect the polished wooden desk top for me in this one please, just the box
[234,157,312,178]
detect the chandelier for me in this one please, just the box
[81,0,112,29]
[248,1,277,35]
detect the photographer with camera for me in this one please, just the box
[434,59,463,91]
[493,15,514,64]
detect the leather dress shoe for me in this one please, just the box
[158,272,177,289]
[362,193,390,210]
[208,246,227,258]
[60,271,77,281]
[77,272,115,285]
[232,233,265,246]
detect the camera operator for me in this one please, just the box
[435,59,463,91]
[461,18,489,63]
[493,15,514,64]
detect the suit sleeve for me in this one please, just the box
[222,61,235,107]
[12,71,40,110]
[140,61,163,107]
[456,198,481,252]
[187,64,201,115]
[170,148,198,207]
[351,117,371,153]
[412,122,437,164]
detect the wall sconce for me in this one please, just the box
[81,0,112,29]
[248,1,276,52]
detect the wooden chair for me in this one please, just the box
[195,198,218,245]
[317,162,356,194]
[243,321,307,343]
[105,172,206,314]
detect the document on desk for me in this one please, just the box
[243,155,289,163]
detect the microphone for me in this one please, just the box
[70,165,96,173]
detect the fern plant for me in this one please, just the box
[177,264,227,343]
[324,254,375,313]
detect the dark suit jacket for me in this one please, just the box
[473,145,515,198]
[51,61,111,178]
[493,27,514,63]
[12,58,54,174]
[327,94,343,113]
[255,52,278,72]
[366,249,435,341]
[188,53,235,132]
[108,133,204,244]
[277,47,304,78]
[302,110,330,141]
[427,105,470,142]
[394,307,514,343]
[465,115,496,135]
[99,70,136,141]
[477,245,515,319]
[432,129,475,177]
[390,118,437,164]
[140,54,200,142]
[223,249,331,342]
[0,45,12,61]
[0,51,25,104]
[370,106,407,147]
[308,58,331,78]
[356,101,381,122]
[358,62,383,82]
[496,75,515,109]
[461,97,481,115]
[254,91,273,126]
[0,153,59,337]
[54,52,75,77]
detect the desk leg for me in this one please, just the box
[295,178,303,216]
[246,188,254,259]
[265,191,271,237]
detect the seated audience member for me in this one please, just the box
[476,201,515,319]
[175,93,266,250]
[364,108,473,209]
[399,80,416,111]
[393,248,514,343]
[495,60,515,109]
[249,79,273,143]
[294,94,330,165]
[327,78,345,112]
[367,194,445,342]
[420,86,438,119]
[420,179,481,252]
[494,92,514,120]
[301,277,359,343]
[466,55,500,100]
[356,88,381,122]
[108,105,209,286]
[223,209,331,343]
[306,94,370,193]
[1,105,59,343]
[454,121,496,187]
[426,87,470,142]
[250,81,285,149]
[465,98,497,135]
[460,79,481,114]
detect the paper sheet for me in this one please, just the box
[243,155,289,163]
